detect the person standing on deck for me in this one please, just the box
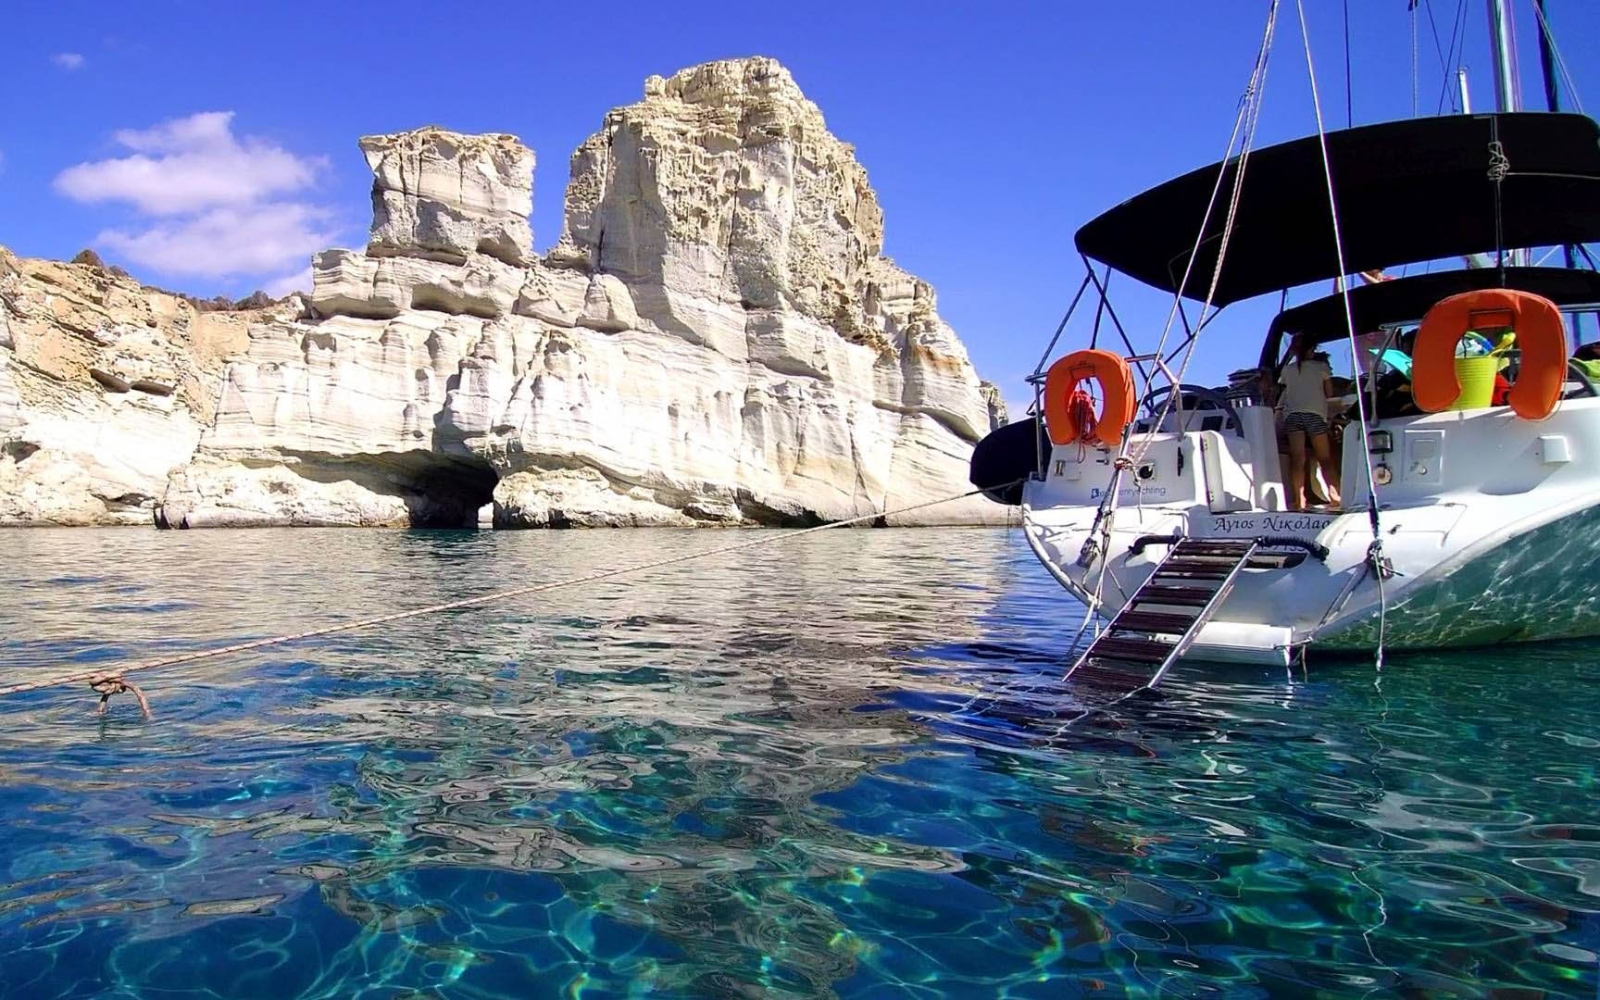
[1279,332,1342,511]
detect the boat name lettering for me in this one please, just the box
[1210,514,1332,534]
[1090,485,1168,500]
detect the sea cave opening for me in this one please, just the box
[399,453,501,528]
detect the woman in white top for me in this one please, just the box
[1278,332,1342,511]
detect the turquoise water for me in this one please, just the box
[0,527,1596,999]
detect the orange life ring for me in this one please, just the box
[1414,289,1567,420]
[1043,349,1136,448]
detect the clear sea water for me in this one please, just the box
[0,527,1597,999]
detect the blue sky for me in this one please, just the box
[4,1,1598,405]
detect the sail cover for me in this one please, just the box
[1074,113,1600,306]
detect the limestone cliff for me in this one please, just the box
[0,248,286,525]
[0,57,1006,527]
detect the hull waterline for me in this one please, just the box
[1016,399,1600,665]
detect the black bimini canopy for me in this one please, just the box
[1258,266,1600,368]
[1074,112,1600,307]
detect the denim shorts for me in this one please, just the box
[1283,411,1329,436]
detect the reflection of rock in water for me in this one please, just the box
[0,528,1023,993]
[11,526,1600,998]
[312,534,1012,992]
[315,664,966,994]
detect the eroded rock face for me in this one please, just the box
[362,127,534,266]
[0,248,263,525]
[2,57,1006,528]
[555,59,884,327]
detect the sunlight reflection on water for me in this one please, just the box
[0,527,1596,998]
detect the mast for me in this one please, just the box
[1486,0,1525,266]
[1486,0,1521,113]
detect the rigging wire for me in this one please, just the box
[1450,0,1471,109]
[1343,0,1354,127]
[1503,0,1524,110]
[1431,0,1470,115]
[1529,0,1585,113]
[1294,0,1389,671]
[1129,6,1277,469]
[1126,59,1260,374]
[1055,0,1282,635]
[1421,0,1449,79]
[1421,0,1452,112]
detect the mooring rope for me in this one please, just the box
[0,486,1009,712]
[1123,0,1279,475]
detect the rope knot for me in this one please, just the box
[1365,540,1396,581]
[1487,141,1510,182]
[1112,456,1135,471]
[89,674,153,720]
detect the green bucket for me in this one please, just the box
[1450,355,1499,411]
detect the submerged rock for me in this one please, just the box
[0,57,1006,527]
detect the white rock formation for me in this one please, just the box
[1,57,1006,528]
[362,127,534,266]
[0,248,265,524]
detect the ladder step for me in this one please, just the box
[1173,539,1254,553]
[1153,568,1231,580]
[1159,558,1238,570]
[1110,610,1200,634]
[1088,636,1175,663]
[1067,539,1257,697]
[1133,586,1219,606]
[1070,658,1159,690]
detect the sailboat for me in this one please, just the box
[970,0,1600,683]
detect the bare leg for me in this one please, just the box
[1287,430,1309,511]
[1311,432,1342,507]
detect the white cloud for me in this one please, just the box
[96,205,334,279]
[262,266,313,298]
[111,111,245,154]
[54,111,338,282]
[54,111,324,215]
[51,53,86,71]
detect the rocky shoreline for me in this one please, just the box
[0,58,1006,528]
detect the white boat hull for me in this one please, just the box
[1022,397,1600,664]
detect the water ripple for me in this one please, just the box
[0,527,1596,997]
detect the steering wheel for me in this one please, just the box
[1140,383,1245,438]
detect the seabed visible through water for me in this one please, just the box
[0,527,1597,998]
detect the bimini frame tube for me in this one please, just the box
[1080,254,1152,384]
[1028,270,1094,481]
[1165,304,1228,364]
[1030,273,1093,379]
